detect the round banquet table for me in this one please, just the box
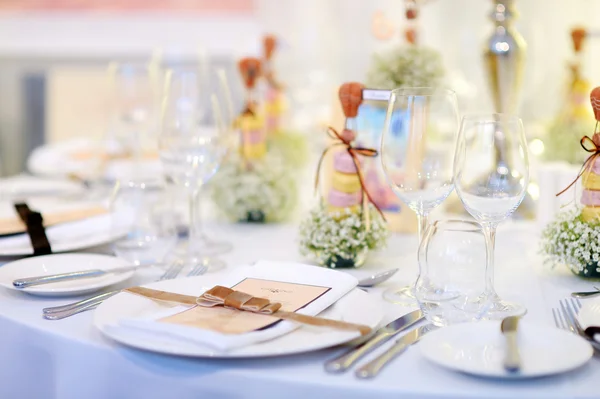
[1,222,600,399]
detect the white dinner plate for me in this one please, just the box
[0,175,84,200]
[420,320,592,379]
[0,253,134,296]
[94,273,383,358]
[0,199,126,256]
[28,138,162,185]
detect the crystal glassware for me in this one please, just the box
[110,62,155,171]
[110,180,178,266]
[380,87,459,304]
[159,69,229,272]
[415,220,490,326]
[453,113,529,318]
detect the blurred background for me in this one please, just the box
[0,0,599,176]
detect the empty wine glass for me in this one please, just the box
[453,114,529,318]
[415,220,490,326]
[159,69,229,272]
[110,180,177,266]
[380,87,459,305]
[108,62,159,185]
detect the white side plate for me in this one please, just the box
[420,320,592,379]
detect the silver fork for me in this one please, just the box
[553,297,600,351]
[42,261,184,320]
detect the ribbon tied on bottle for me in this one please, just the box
[556,86,600,198]
[314,126,385,230]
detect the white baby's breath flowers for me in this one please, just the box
[211,151,296,222]
[299,203,388,268]
[366,46,444,90]
[541,208,600,276]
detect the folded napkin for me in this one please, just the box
[108,261,358,352]
[0,206,107,236]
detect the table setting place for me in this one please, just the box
[6,47,600,399]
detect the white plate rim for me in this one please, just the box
[0,253,134,296]
[419,320,593,379]
[94,277,383,358]
[0,214,124,257]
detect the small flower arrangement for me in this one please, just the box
[366,45,444,90]
[541,208,600,278]
[211,152,296,223]
[299,203,388,268]
[269,129,309,168]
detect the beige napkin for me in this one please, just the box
[0,206,108,236]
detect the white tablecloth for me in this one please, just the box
[1,222,600,399]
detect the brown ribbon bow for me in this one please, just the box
[556,129,600,197]
[315,127,386,225]
[125,285,371,336]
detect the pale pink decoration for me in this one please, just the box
[266,117,279,131]
[581,189,600,206]
[244,129,265,144]
[340,129,356,143]
[266,88,278,102]
[591,157,600,175]
[333,151,361,174]
[327,189,361,208]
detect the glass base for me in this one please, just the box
[174,237,233,257]
[483,295,527,320]
[383,284,417,306]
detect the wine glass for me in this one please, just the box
[453,114,529,318]
[380,87,459,304]
[110,180,178,266]
[108,62,157,184]
[159,69,229,272]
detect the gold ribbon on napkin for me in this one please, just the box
[125,286,372,336]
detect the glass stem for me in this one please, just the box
[482,222,498,298]
[416,211,429,243]
[188,188,202,258]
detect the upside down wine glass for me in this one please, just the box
[453,114,529,318]
[380,87,459,305]
[159,69,229,272]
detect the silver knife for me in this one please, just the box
[13,265,143,289]
[355,324,433,379]
[324,309,423,373]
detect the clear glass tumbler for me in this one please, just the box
[414,219,490,326]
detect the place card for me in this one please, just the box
[159,278,330,334]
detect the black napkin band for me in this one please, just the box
[14,203,52,256]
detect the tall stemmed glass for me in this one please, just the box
[159,69,228,272]
[110,62,154,173]
[453,114,529,318]
[381,87,459,304]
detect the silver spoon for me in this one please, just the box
[572,286,600,298]
[357,269,399,288]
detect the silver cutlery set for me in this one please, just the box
[325,308,431,379]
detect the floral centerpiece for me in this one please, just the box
[541,87,600,278]
[211,56,296,223]
[299,82,388,268]
[543,29,594,165]
[261,35,308,168]
[366,45,444,90]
